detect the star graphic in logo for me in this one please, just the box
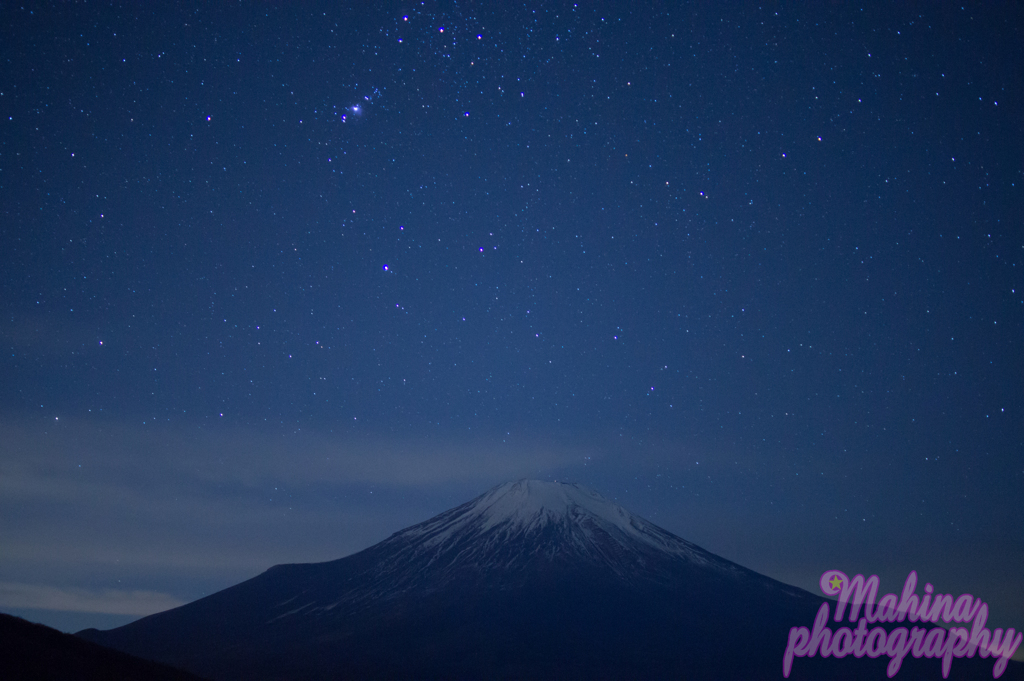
[829,575,843,591]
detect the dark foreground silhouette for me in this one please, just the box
[0,611,208,681]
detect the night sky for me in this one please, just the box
[2,1,1022,644]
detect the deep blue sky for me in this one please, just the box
[2,1,1022,642]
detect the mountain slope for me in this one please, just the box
[76,480,1020,680]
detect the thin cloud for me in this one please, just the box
[0,581,184,616]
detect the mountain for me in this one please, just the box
[77,480,1022,680]
[0,611,208,681]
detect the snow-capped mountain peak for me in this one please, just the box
[77,478,835,681]
[377,479,734,584]
[456,479,634,533]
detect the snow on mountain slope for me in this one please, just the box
[278,479,807,613]
[389,479,728,569]
[260,480,766,622]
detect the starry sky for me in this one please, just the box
[2,1,1022,641]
